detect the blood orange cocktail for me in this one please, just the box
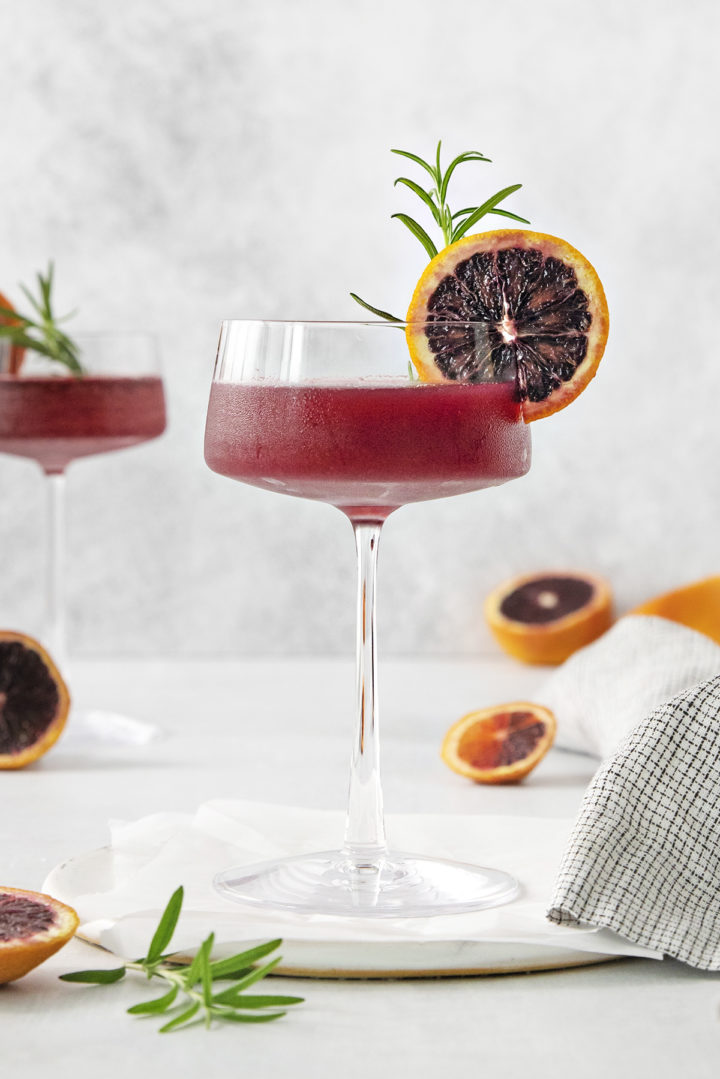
[0,375,167,474]
[204,379,530,519]
[204,320,533,919]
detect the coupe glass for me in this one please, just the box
[0,333,167,734]
[204,320,531,917]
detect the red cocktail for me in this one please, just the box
[0,375,166,474]
[205,379,529,519]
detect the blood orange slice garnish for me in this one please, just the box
[0,887,79,983]
[406,230,609,421]
[441,701,556,783]
[0,632,70,769]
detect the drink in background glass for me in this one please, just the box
[0,374,166,474]
[0,333,166,738]
[204,321,531,918]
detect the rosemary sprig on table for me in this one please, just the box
[0,262,84,374]
[60,886,303,1033]
[351,141,529,322]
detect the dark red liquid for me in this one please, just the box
[204,380,531,520]
[0,376,167,474]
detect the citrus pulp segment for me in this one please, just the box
[406,230,609,420]
[441,702,556,783]
[0,632,70,769]
[0,888,79,983]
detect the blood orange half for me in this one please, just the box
[0,888,79,983]
[406,230,609,421]
[0,632,70,769]
[485,570,614,665]
[441,701,556,783]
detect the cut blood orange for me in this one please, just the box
[406,230,609,421]
[441,702,556,783]
[0,887,78,983]
[0,291,25,374]
[0,632,70,769]
[485,571,614,665]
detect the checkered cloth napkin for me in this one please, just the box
[544,623,720,969]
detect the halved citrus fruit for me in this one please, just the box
[406,230,609,421]
[631,576,720,647]
[0,291,24,374]
[442,702,556,783]
[0,887,79,983]
[0,632,70,769]
[485,571,613,665]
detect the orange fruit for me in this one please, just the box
[0,887,79,983]
[631,576,720,647]
[484,571,613,665]
[0,291,24,374]
[406,230,609,421]
[441,702,556,783]
[0,631,70,769]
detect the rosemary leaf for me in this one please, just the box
[215,1010,286,1024]
[127,984,179,1015]
[390,148,438,184]
[390,213,438,259]
[224,994,304,1009]
[145,885,184,963]
[349,294,403,322]
[439,151,492,202]
[211,957,282,1003]
[159,1002,201,1034]
[207,939,282,979]
[451,184,523,242]
[200,934,215,1008]
[393,177,441,224]
[487,207,531,224]
[59,967,127,984]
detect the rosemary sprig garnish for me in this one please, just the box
[0,262,84,375]
[352,141,529,322]
[60,886,303,1033]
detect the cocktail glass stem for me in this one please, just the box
[343,521,388,870]
[44,471,67,667]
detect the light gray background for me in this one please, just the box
[0,0,717,657]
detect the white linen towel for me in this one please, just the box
[537,615,720,758]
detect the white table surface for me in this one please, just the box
[2,657,718,1078]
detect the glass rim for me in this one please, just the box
[219,319,493,330]
[70,330,157,339]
